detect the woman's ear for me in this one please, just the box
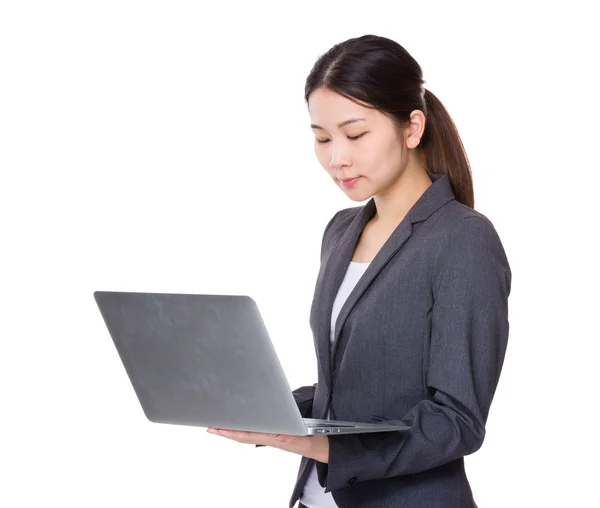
[405,109,426,149]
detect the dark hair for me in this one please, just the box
[305,34,474,208]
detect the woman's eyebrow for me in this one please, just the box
[310,118,366,130]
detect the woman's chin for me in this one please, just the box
[339,183,371,202]
[343,191,372,203]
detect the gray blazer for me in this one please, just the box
[289,173,511,508]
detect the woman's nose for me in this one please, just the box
[330,142,351,170]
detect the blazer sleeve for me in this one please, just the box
[317,215,512,492]
[292,383,317,418]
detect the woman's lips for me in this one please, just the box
[341,177,361,188]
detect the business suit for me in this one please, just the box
[290,173,511,508]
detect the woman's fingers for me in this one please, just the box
[206,427,279,445]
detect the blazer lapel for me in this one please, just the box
[320,173,456,392]
[329,215,413,375]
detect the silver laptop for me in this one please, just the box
[93,291,410,436]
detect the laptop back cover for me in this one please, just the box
[94,291,307,435]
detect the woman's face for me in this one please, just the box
[308,87,420,202]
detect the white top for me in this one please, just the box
[299,260,371,508]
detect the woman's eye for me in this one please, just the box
[316,132,367,144]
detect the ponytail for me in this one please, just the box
[421,89,474,208]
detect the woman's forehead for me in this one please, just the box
[309,91,378,127]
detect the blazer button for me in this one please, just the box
[348,477,357,485]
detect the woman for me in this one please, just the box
[207,34,511,508]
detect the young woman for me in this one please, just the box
[207,34,511,508]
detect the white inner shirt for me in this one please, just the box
[299,260,371,508]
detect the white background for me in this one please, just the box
[1,1,599,506]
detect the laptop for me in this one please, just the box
[93,291,410,436]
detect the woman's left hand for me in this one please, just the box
[206,427,329,463]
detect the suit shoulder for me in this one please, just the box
[433,200,511,277]
[438,199,493,226]
[432,200,505,242]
